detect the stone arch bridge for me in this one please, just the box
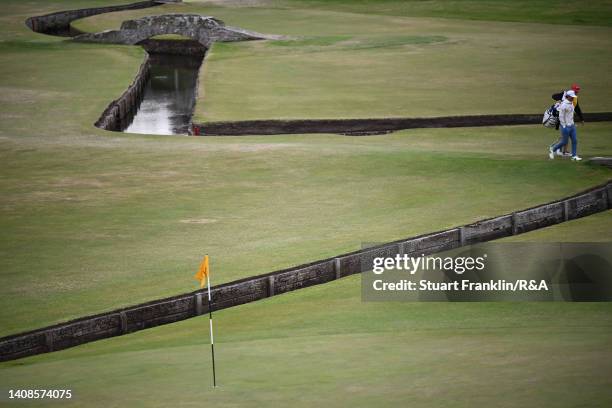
[74,13,275,47]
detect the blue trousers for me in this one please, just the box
[552,125,577,157]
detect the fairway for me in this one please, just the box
[1,0,612,406]
[2,124,611,335]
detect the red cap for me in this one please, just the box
[571,83,581,92]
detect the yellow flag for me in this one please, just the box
[194,255,209,288]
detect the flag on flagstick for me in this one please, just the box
[194,255,209,288]
[194,255,216,387]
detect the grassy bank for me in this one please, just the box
[1,213,611,407]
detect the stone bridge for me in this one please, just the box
[73,13,275,46]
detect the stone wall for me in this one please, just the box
[95,54,151,131]
[1,181,610,362]
[139,38,207,56]
[589,157,612,169]
[25,1,166,36]
[193,112,612,136]
[72,14,272,46]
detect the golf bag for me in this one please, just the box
[542,103,560,128]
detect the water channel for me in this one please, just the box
[124,53,203,135]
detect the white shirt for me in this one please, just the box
[558,99,575,128]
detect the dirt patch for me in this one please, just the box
[180,218,217,224]
[0,87,68,104]
[51,177,108,189]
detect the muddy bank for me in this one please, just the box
[193,112,612,136]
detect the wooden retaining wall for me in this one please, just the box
[25,1,165,36]
[192,112,612,136]
[1,181,610,362]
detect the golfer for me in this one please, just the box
[552,84,584,125]
[551,84,584,156]
[549,90,581,161]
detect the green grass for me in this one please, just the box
[1,213,611,407]
[1,1,612,406]
[71,0,612,31]
[197,11,612,122]
[2,124,611,336]
[1,0,612,337]
[291,0,612,27]
[72,2,612,122]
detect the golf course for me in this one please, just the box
[1,0,611,406]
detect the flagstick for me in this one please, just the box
[206,262,217,388]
